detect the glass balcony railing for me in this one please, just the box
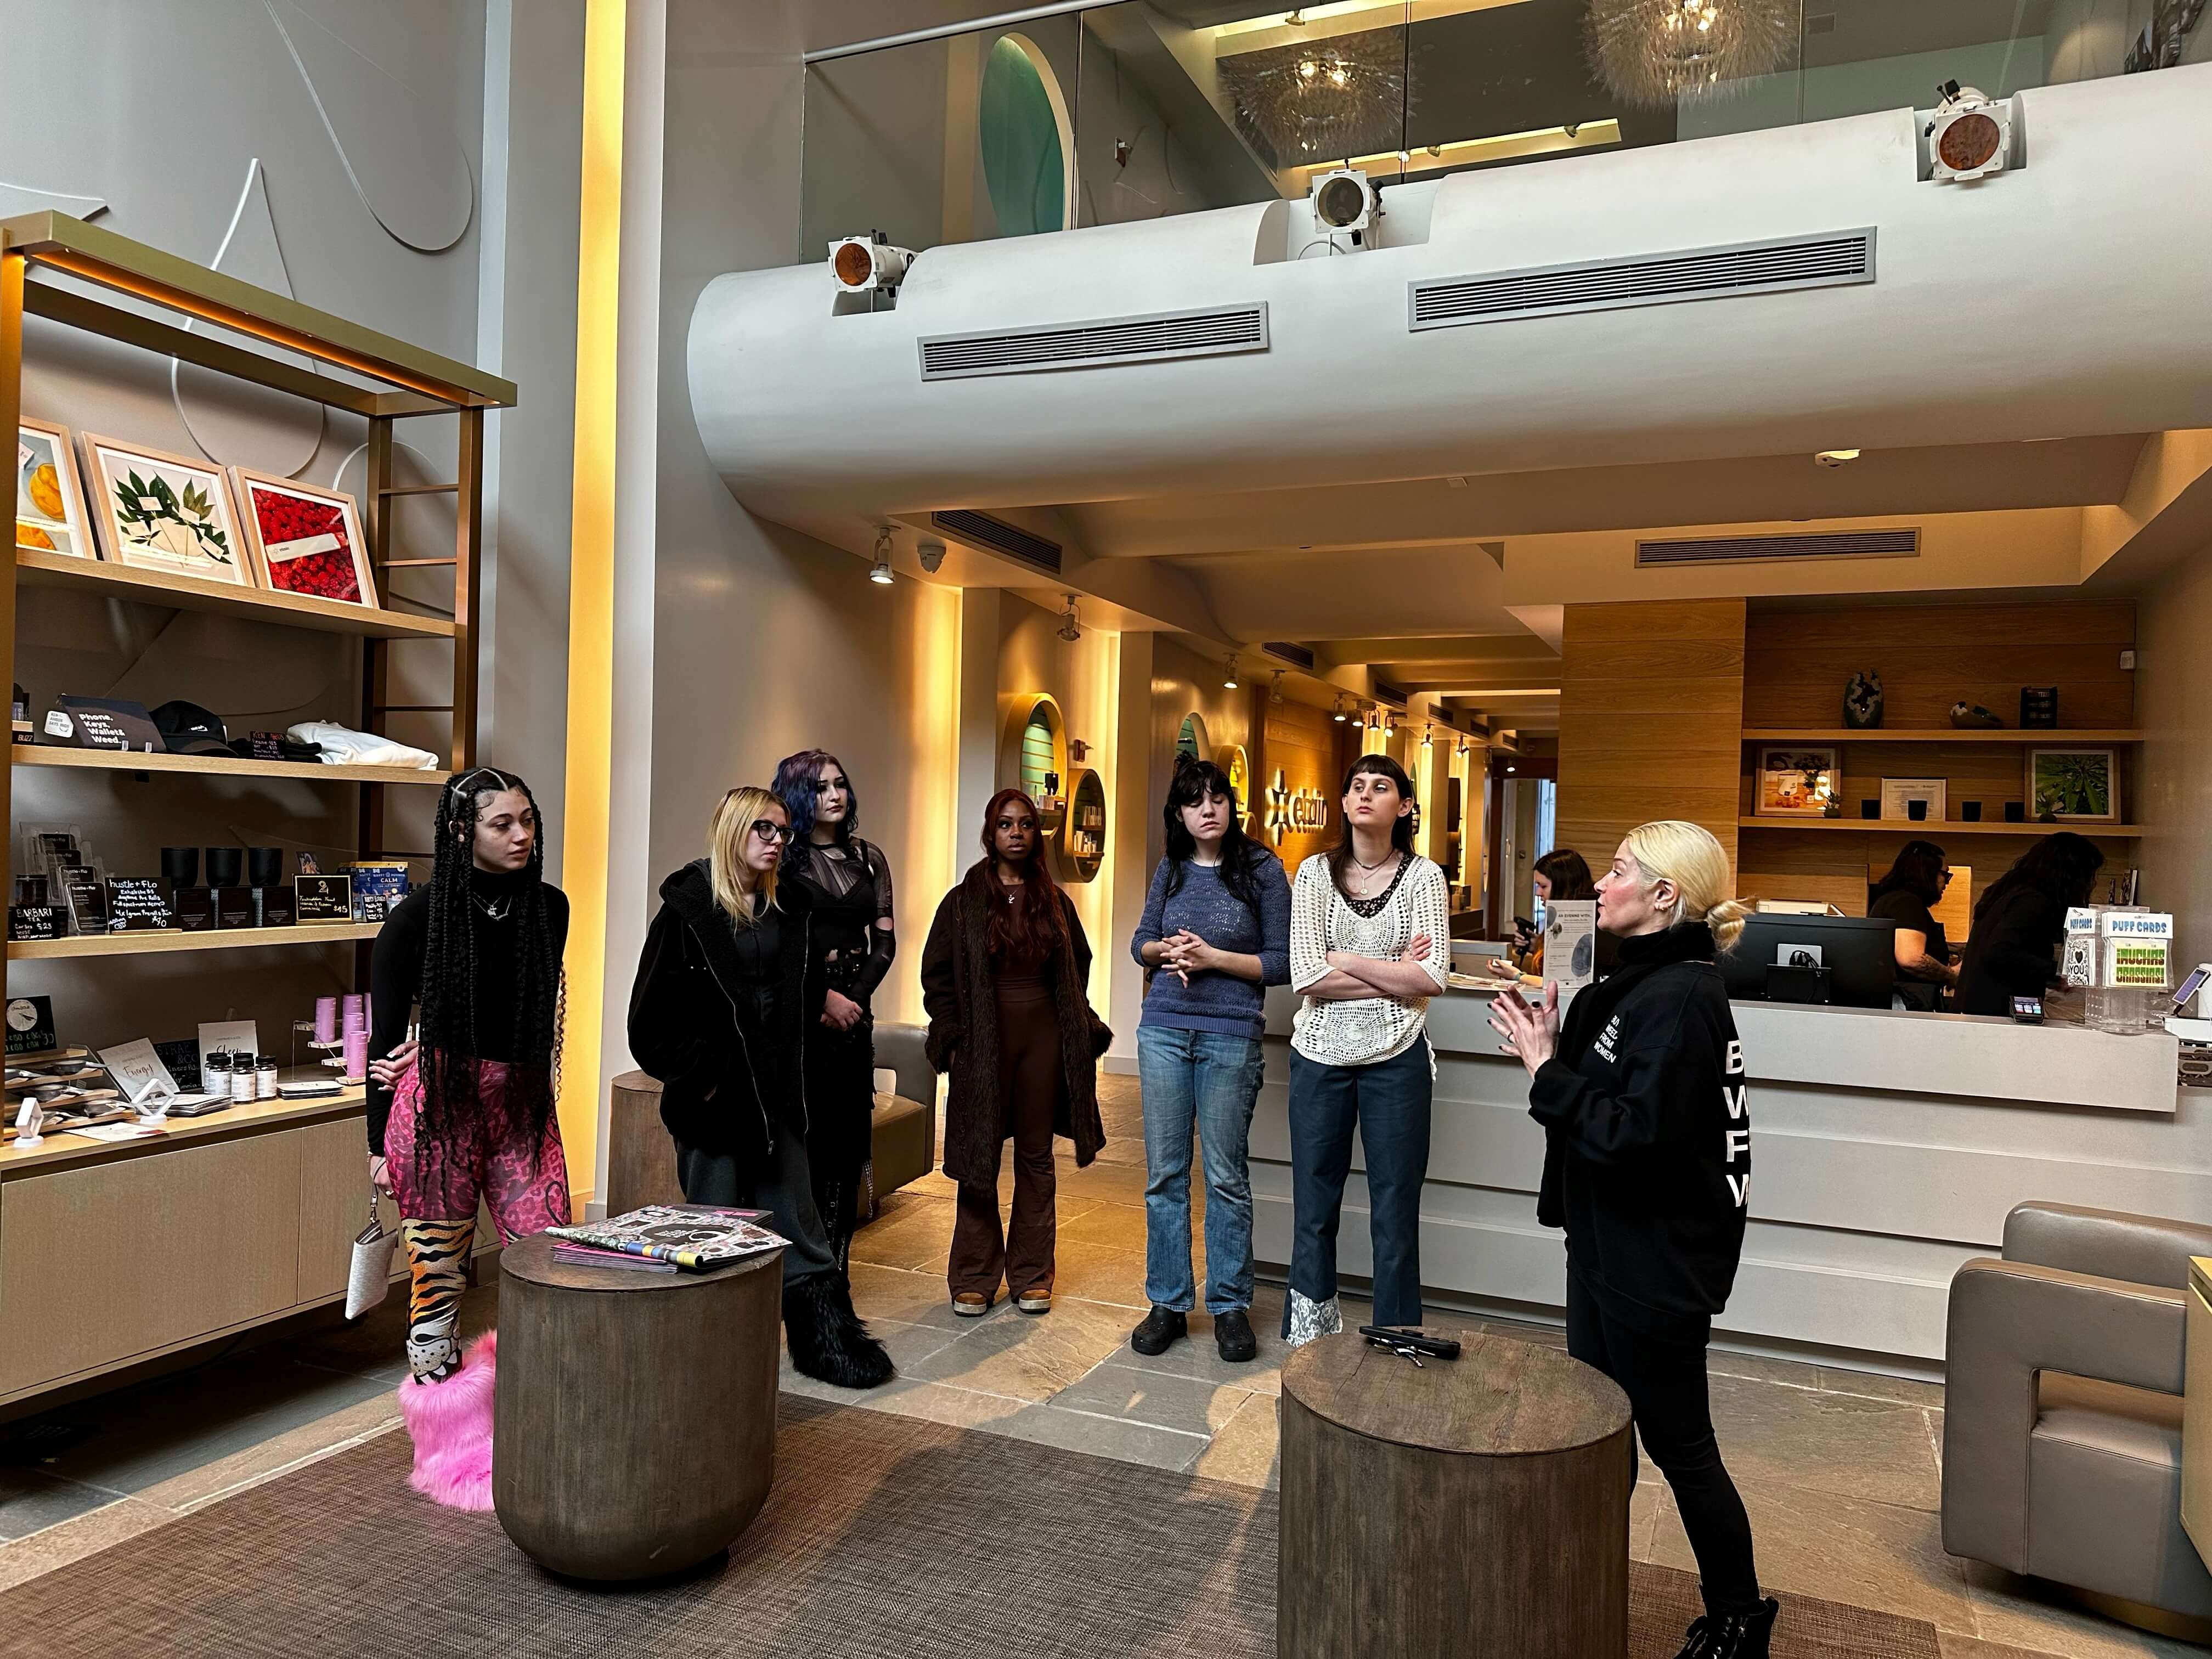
[801,1,2210,261]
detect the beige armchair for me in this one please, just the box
[1942,1201,2212,1630]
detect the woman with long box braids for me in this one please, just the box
[629,786,894,1389]
[1488,821,1778,1659]
[366,767,569,1387]
[771,749,896,1267]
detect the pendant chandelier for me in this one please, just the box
[1586,0,1798,109]
[1218,26,1408,170]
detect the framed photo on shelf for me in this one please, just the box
[2027,747,2120,823]
[1754,746,1841,817]
[78,434,253,587]
[229,468,379,608]
[16,417,94,558]
[1880,776,1948,824]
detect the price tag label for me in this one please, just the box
[263,532,341,563]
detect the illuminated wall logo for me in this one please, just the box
[1265,768,1329,844]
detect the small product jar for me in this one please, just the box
[202,1053,232,1101]
[229,1054,258,1104]
[255,1059,279,1100]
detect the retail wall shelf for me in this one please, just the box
[15,746,448,787]
[16,549,456,639]
[1737,817,2141,837]
[8,922,382,960]
[1741,728,2144,744]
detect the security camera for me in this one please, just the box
[828,232,915,292]
[1310,168,1376,235]
[918,539,946,574]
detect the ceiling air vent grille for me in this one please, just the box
[1262,640,1316,670]
[919,303,1269,381]
[1373,679,1410,707]
[1409,229,1875,331]
[1635,527,1920,568]
[930,510,1063,574]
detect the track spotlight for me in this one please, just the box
[1333,696,1350,723]
[1311,167,1377,234]
[828,231,915,292]
[1925,82,2013,183]
[1421,728,1434,751]
[1268,670,1286,706]
[1223,655,1240,691]
[868,526,895,585]
[1058,594,1081,643]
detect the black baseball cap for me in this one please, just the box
[150,701,230,757]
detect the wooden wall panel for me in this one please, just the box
[1254,699,1342,874]
[1744,600,2136,730]
[1558,599,1746,876]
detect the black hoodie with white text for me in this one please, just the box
[1528,920,1750,1334]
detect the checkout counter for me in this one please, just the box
[1249,975,2204,1367]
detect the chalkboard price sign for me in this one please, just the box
[8,905,63,941]
[105,877,174,932]
[295,874,353,923]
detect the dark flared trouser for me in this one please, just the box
[1284,1040,1432,1333]
[1566,1267,1762,1617]
[949,974,1060,1300]
[675,1131,837,1288]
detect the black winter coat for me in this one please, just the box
[1530,921,1750,1334]
[628,860,824,1170]
[919,862,1111,1186]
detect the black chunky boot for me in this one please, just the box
[1129,1306,1187,1356]
[783,1273,894,1390]
[1673,1596,1778,1658]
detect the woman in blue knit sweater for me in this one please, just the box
[1128,758,1292,1362]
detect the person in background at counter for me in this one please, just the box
[1956,832,2106,1017]
[1128,758,1291,1364]
[1491,847,1620,987]
[1283,755,1451,1347]
[1867,840,1957,1011]
[1488,821,1776,1659]
[368,768,570,1388]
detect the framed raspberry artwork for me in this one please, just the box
[228,468,379,610]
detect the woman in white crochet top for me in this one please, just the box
[1283,754,1451,1347]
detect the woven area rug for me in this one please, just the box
[0,1394,1938,1658]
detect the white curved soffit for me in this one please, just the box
[262,0,474,253]
[172,158,324,477]
[690,65,2212,517]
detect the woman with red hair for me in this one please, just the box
[921,789,1112,1317]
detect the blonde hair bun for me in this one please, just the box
[1620,820,1748,952]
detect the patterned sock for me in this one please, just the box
[400,1218,476,1381]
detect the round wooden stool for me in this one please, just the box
[493,1233,784,1581]
[1278,1327,1633,1658]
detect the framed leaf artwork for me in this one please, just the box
[2027,748,2120,823]
[16,417,93,558]
[228,468,378,609]
[77,434,252,587]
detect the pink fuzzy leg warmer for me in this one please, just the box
[394,1330,498,1510]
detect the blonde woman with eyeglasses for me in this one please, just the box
[629,785,893,1389]
[1488,820,1775,1659]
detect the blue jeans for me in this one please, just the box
[1284,1041,1432,1332]
[1137,1025,1264,1315]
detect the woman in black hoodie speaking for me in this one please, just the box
[629,785,893,1391]
[1488,820,1775,1659]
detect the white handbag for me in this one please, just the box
[346,1189,398,1319]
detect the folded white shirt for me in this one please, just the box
[286,721,440,770]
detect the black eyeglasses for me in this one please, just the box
[812,777,850,794]
[751,820,793,844]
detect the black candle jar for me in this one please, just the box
[161,847,200,888]
[247,847,283,888]
[205,847,244,889]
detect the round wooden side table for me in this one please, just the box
[493,1233,783,1581]
[1278,1327,1633,1658]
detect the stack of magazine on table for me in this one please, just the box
[545,1204,786,1274]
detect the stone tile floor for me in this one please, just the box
[0,1074,2201,1656]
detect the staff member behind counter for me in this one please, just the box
[1489,848,1622,987]
[1956,833,2105,1017]
[1866,840,1958,1012]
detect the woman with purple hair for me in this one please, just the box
[772,749,898,1264]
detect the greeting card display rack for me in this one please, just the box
[0,210,516,999]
